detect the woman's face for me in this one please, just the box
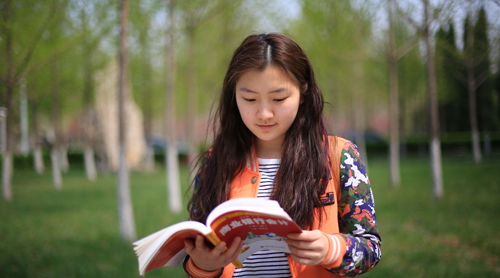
[235,65,302,158]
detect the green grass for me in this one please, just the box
[1,154,500,277]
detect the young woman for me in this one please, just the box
[183,33,381,278]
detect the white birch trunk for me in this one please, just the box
[59,145,69,172]
[0,107,6,154]
[483,130,491,155]
[465,19,482,164]
[117,146,136,241]
[20,79,29,156]
[471,130,481,163]
[352,60,368,167]
[34,145,44,174]
[165,0,182,213]
[143,144,155,172]
[388,0,400,187]
[424,0,444,199]
[84,146,97,181]
[430,137,443,198]
[167,140,181,212]
[51,147,62,190]
[117,0,136,242]
[2,151,12,200]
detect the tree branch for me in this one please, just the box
[23,34,84,78]
[474,70,493,90]
[13,1,61,82]
[396,37,419,60]
[393,1,425,36]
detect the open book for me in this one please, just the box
[133,198,302,276]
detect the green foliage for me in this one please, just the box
[473,7,497,131]
[289,0,386,131]
[435,21,469,133]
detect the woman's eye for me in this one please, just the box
[243,98,256,102]
[274,98,286,102]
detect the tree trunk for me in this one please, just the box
[51,57,63,189]
[117,0,136,242]
[30,98,44,174]
[34,146,44,174]
[59,145,69,172]
[2,151,12,200]
[51,147,62,190]
[424,0,443,199]
[141,38,154,172]
[388,0,400,187]
[467,66,481,163]
[83,109,97,180]
[82,9,98,181]
[84,146,97,181]
[352,60,368,167]
[2,0,14,201]
[1,108,12,200]
[20,78,30,156]
[186,27,198,167]
[465,19,482,163]
[166,0,182,213]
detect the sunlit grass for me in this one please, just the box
[1,154,499,277]
[0,165,192,278]
[367,154,500,278]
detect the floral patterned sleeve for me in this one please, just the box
[328,141,382,276]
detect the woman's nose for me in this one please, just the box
[257,103,273,119]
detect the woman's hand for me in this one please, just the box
[286,230,329,266]
[184,235,244,272]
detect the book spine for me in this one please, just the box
[205,231,221,246]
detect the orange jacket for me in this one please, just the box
[186,136,349,278]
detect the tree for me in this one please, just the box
[80,2,97,181]
[463,13,482,163]
[386,0,418,187]
[0,0,59,200]
[177,0,228,168]
[473,7,496,153]
[28,87,44,174]
[395,0,455,199]
[165,0,182,213]
[291,0,381,165]
[435,21,468,134]
[117,0,136,242]
[50,55,63,189]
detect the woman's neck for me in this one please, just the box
[255,139,282,159]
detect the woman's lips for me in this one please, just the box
[258,124,275,131]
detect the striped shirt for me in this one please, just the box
[232,158,292,278]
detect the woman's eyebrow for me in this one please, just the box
[238,87,288,93]
[238,87,256,93]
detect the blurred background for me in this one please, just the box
[1,0,500,277]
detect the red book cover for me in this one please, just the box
[133,198,301,276]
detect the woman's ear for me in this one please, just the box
[300,83,308,104]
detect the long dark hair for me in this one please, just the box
[188,33,333,230]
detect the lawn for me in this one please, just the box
[1,153,499,277]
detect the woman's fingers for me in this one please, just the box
[286,230,329,266]
[184,238,195,254]
[210,240,227,257]
[194,235,208,251]
[218,237,241,263]
[185,235,244,270]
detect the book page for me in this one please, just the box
[238,235,290,262]
[134,221,212,276]
[206,198,292,227]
